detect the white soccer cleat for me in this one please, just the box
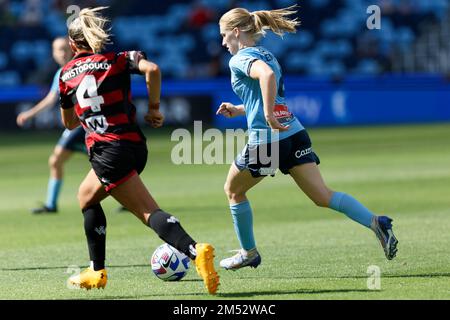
[220,248,261,270]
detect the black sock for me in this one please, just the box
[82,203,106,270]
[147,209,197,260]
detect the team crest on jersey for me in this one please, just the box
[75,58,91,66]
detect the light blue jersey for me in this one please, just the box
[229,46,303,144]
[50,68,62,94]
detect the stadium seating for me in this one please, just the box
[0,0,448,85]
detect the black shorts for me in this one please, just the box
[57,127,86,153]
[89,142,148,192]
[234,130,320,178]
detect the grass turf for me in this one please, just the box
[0,124,449,300]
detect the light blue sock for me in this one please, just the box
[45,178,62,210]
[230,201,256,250]
[329,192,374,228]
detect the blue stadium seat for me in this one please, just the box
[285,53,307,72]
[0,71,21,86]
[167,3,190,22]
[355,59,380,75]
[328,60,346,77]
[310,0,331,8]
[335,40,353,58]
[202,23,219,42]
[260,32,288,57]
[275,0,298,7]
[396,27,414,46]
[316,41,336,57]
[238,1,271,12]
[43,11,66,37]
[0,52,8,70]
[206,0,230,10]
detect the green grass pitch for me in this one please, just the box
[0,124,449,300]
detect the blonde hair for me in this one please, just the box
[219,5,300,41]
[68,7,111,53]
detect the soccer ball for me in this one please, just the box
[151,243,190,281]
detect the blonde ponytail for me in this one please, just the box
[219,5,300,41]
[68,6,111,53]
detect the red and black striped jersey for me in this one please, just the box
[59,50,147,150]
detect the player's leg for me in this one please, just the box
[33,127,85,214]
[109,173,219,294]
[69,169,109,289]
[32,146,72,213]
[220,162,265,270]
[289,162,398,260]
[106,172,157,220]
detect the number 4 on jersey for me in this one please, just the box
[76,75,104,112]
[77,75,108,133]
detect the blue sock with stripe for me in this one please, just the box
[45,178,62,210]
[230,201,256,250]
[329,192,374,228]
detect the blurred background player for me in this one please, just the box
[216,6,398,270]
[60,7,219,294]
[16,36,85,214]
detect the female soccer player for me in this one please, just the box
[217,6,398,270]
[60,7,219,294]
[16,37,85,214]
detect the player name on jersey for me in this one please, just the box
[61,61,111,82]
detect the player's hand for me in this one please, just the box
[266,115,290,132]
[16,111,31,127]
[216,102,239,118]
[144,109,164,128]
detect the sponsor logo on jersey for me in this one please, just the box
[295,147,312,159]
[258,167,277,176]
[86,115,108,134]
[273,105,292,118]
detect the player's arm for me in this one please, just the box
[216,103,245,118]
[249,60,289,132]
[59,87,79,129]
[138,59,163,128]
[59,71,80,130]
[60,106,80,130]
[16,91,58,127]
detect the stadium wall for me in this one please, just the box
[1,75,449,131]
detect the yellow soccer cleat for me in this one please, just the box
[194,243,220,295]
[69,267,107,290]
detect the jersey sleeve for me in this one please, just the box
[229,54,258,77]
[121,50,147,74]
[59,71,74,110]
[50,68,62,94]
